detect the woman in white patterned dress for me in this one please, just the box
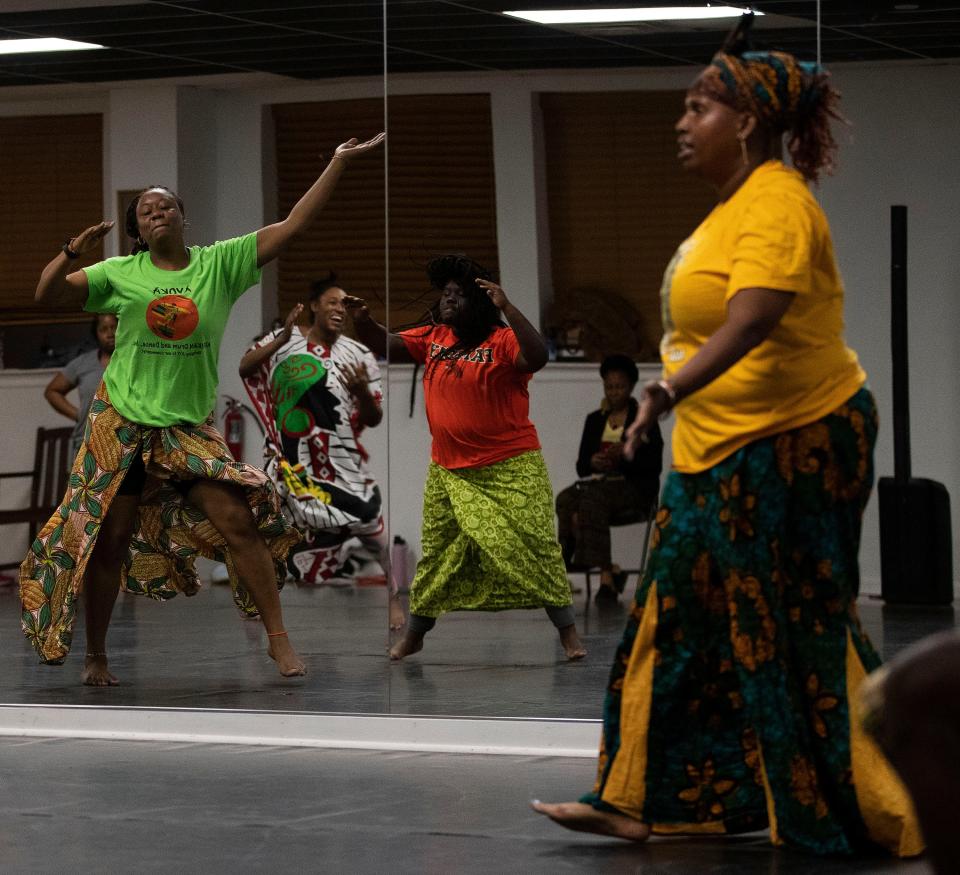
[241,274,404,628]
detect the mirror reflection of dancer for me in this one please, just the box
[44,313,118,462]
[349,254,587,662]
[533,20,921,858]
[20,132,385,686]
[240,273,406,631]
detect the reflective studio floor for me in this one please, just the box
[0,579,955,873]
[0,578,956,717]
[2,576,660,716]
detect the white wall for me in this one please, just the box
[817,64,960,593]
[1,60,958,593]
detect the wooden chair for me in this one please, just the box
[0,426,74,570]
[583,499,658,607]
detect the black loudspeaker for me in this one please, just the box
[879,205,954,604]
[878,477,953,604]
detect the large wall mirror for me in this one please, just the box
[379,2,830,716]
[379,0,960,719]
[3,3,956,729]
[0,0,393,713]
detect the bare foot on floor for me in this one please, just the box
[389,596,407,631]
[558,624,587,660]
[389,631,424,661]
[267,633,306,677]
[530,801,650,841]
[81,655,119,687]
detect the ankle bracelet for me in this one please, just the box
[85,651,107,658]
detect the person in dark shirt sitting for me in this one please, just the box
[556,354,663,603]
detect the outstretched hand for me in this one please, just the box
[68,221,114,256]
[339,361,370,397]
[334,132,386,162]
[280,303,303,344]
[476,278,509,311]
[623,380,671,460]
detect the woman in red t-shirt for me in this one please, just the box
[349,254,586,661]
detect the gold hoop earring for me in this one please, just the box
[738,134,749,167]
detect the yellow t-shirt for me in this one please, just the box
[660,160,866,473]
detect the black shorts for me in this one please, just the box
[115,451,192,497]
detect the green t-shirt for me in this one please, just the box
[83,233,261,426]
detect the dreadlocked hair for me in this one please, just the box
[786,73,843,184]
[421,253,505,379]
[125,185,185,255]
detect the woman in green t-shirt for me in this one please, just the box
[20,132,383,687]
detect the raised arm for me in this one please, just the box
[256,133,385,269]
[476,279,548,373]
[239,304,302,379]
[624,286,794,456]
[343,295,413,363]
[35,221,113,308]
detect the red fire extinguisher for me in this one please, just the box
[222,397,246,460]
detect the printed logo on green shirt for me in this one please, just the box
[271,354,326,436]
[146,295,199,341]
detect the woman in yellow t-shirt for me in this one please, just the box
[534,21,921,859]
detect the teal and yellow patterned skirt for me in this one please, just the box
[410,450,572,617]
[583,388,922,857]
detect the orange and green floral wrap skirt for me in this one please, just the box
[19,383,301,664]
[583,387,924,857]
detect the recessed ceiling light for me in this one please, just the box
[0,37,105,55]
[504,6,762,25]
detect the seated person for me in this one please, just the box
[556,354,663,603]
[43,313,117,463]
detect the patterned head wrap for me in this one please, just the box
[692,14,843,183]
[701,50,825,131]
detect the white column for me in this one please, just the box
[489,84,548,327]
[105,86,180,257]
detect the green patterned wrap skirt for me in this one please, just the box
[582,388,922,857]
[409,450,573,617]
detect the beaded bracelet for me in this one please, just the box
[655,379,678,408]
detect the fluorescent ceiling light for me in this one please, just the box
[504,7,762,25]
[0,37,105,55]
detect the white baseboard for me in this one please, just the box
[0,704,601,758]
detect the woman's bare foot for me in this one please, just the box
[389,630,424,661]
[81,655,119,687]
[267,632,306,677]
[558,624,587,660]
[389,595,407,631]
[530,801,650,841]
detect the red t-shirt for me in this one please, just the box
[400,324,541,469]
